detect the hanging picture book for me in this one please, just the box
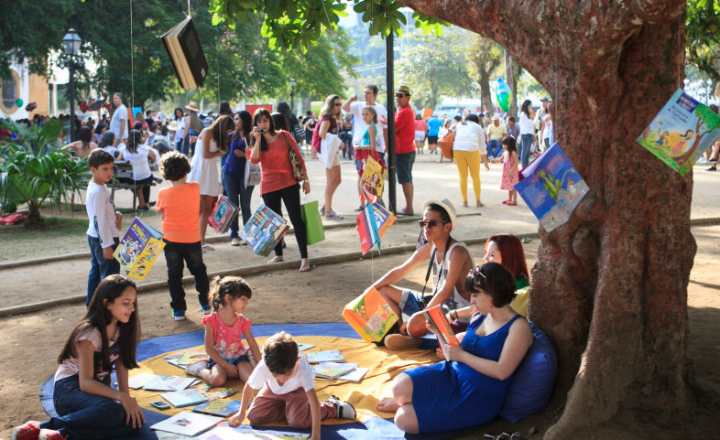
[360,155,387,202]
[515,143,589,232]
[113,217,166,280]
[343,287,400,343]
[355,203,396,255]
[208,194,239,234]
[637,89,720,176]
[239,204,290,257]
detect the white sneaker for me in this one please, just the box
[184,360,208,377]
[328,395,356,420]
[230,237,240,246]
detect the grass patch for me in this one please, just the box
[0,217,89,262]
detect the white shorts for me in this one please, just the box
[414,131,426,142]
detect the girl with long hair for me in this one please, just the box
[315,94,344,220]
[61,126,98,159]
[223,111,255,246]
[519,99,536,168]
[249,108,312,272]
[116,129,157,210]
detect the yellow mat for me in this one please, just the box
[130,336,437,425]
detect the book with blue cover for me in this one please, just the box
[192,399,242,417]
[239,204,290,257]
[161,389,208,408]
[515,142,589,232]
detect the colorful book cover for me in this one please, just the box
[113,217,166,280]
[296,342,314,351]
[208,194,239,234]
[360,155,386,202]
[192,399,242,417]
[161,389,208,408]
[313,362,357,379]
[355,203,396,255]
[337,367,369,383]
[178,352,210,367]
[195,384,238,401]
[421,305,459,346]
[515,142,589,232]
[144,375,201,392]
[302,350,345,363]
[342,287,400,343]
[637,89,720,176]
[150,411,221,436]
[239,204,290,257]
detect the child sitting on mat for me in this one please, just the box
[11,275,144,440]
[229,332,356,439]
[185,276,261,386]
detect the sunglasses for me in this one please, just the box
[419,220,449,229]
[334,103,342,107]
[395,93,406,98]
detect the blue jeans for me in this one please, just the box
[223,171,255,238]
[520,134,534,168]
[487,140,503,158]
[162,240,209,312]
[40,376,139,440]
[87,236,120,306]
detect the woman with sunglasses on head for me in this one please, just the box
[314,94,344,220]
[248,108,312,272]
[376,263,533,434]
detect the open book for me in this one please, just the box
[422,306,459,346]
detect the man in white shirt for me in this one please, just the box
[109,93,127,147]
[342,84,389,210]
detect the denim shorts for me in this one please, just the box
[396,151,415,184]
[208,353,250,369]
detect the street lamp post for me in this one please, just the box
[290,78,296,111]
[62,29,83,142]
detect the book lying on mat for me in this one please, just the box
[514,142,589,233]
[126,372,156,389]
[210,423,310,439]
[195,384,238,401]
[208,195,239,234]
[313,362,357,380]
[239,203,290,257]
[160,16,209,90]
[302,350,345,363]
[296,342,315,351]
[144,375,201,392]
[336,367,369,383]
[192,398,243,418]
[113,217,166,281]
[343,287,400,343]
[636,88,720,176]
[164,351,208,368]
[421,305,459,346]
[150,411,221,436]
[162,389,208,408]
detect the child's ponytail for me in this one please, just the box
[208,276,253,311]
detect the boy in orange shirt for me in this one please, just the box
[156,151,210,321]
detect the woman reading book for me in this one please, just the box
[375,263,533,434]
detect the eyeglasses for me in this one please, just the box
[395,93,406,98]
[334,103,342,107]
[418,220,449,229]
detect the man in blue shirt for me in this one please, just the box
[426,114,444,155]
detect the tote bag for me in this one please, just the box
[244,159,262,188]
[300,200,325,245]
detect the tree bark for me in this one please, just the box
[400,0,694,437]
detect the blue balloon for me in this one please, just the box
[496,78,511,112]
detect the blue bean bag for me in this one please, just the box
[499,321,557,423]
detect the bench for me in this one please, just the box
[110,161,163,210]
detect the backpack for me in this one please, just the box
[312,121,322,153]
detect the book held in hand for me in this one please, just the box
[343,287,400,343]
[150,411,221,436]
[421,305,459,346]
[637,89,720,176]
[192,399,242,418]
[113,217,166,280]
[239,204,290,257]
[161,389,208,408]
[514,142,589,232]
[208,195,239,234]
[160,16,209,90]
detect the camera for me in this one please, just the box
[259,128,266,134]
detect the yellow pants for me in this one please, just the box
[454,150,481,202]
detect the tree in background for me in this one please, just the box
[395,29,472,110]
[686,0,720,88]
[467,36,503,115]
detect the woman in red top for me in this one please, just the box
[249,109,312,272]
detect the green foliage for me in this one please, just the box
[0,119,91,228]
[396,29,472,109]
[686,0,720,84]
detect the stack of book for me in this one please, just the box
[313,362,369,383]
[163,351,209,369]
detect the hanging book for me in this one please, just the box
[355,202,396,255]
[208,194,239,234]
[637,89,720,176]
[342,287,400,343]
[160,16,209,90]
[113,217,166,280]
[360,155,387,202]
[514,143,589,232]
[239,204,290,257]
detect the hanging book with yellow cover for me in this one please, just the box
[342,287,399,343]
[113,217,165,281]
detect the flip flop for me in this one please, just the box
[202,244,215,252]
[502,200,509,205]
[477,201,485,207]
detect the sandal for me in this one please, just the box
[477,201,485,207]
[268,256,284,264]
[299,258,311,272]
[502,200,509,205]
[461,201,469,208]
[508,201,517,206]
[202,244,215,252]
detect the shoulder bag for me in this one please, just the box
[281,131,308,182]
[438,129,455,160]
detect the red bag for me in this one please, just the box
[0,213,26,225]
[312,122,322,153]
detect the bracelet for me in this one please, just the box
[450,310,458,321]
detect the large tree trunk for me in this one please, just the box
[478,71,493,116]
[401,0,694,438]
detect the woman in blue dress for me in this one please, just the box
[376,262,533,434]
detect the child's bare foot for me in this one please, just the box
[268,256,284,264]
[376,397,400,413]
